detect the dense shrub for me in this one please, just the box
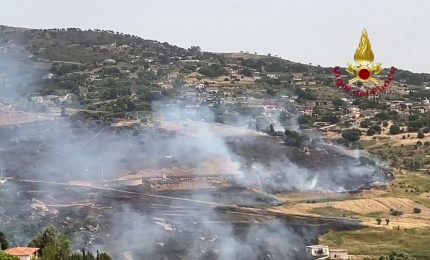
[390,125,401,135]
[342,129,362,142]
[198,64,227,77]
[390,209,404,216]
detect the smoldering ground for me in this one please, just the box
[99,203,321,260]
[0,94,388,260]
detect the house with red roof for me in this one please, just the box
[4,247,40,260]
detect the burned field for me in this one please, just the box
[0,119,391,259]
[226,134,393,193]
[1,180,361,260]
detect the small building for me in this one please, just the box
[30,96,44,103]
[267,74,278,79]
[5,247,40,260]
[329,248,348,260]
[118,178,144,187]
[316,100,334,110]
[103,59,116,65]
[292,73,303,81]
[297,105,314,116]
[306,245,329,257]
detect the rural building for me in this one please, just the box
[103,58,116,65]
[305,245,329,257]
[4,247,40,260]
[329,248,349,259]
[292,73,303,81]
[297,105,314,116]
[316,100,334,110]
[345,106,360,119]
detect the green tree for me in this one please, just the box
[68,250,111,260]
[240,68,253,77]
[198,64,227,77]
[332,99,347,109]
[284,130,307,147]
[390,125,401,135]
[417,130,425,139]
[0,252,19,260]
[367,125,381,136]
[404,158,422,171]
[279,110,289,123]
[341,129,362,142]
[28,226,70,259]
[375,111,390,120]
[360,119,371,128]
[320,112,340,124]
[97,252,112,260]
[0,231,9,250]
[367,128,377,136]
[379,250,416,260]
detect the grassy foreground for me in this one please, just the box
[319,227,430,259]
[316,171,430,259]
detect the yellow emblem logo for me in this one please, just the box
[346,29,382,85]
[333,29,396,97]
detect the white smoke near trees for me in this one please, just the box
[0,43,386,259]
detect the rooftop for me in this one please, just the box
[306,245,329,249]
[5,247,40,256]
[330,248,348,252]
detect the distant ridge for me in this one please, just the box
[0,25,31,32]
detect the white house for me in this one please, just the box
[103,59,116,65]
[30,96,44,103]
[5,247,40,260]
[306,245,329,257]
[329,248,349,260]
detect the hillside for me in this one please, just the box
[3,25,430,259]
[1,24,430,116]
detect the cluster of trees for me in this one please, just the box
[332,99,348,109]
[295,87,317,100]
[341,128,362,142]
[353,99,389,110]
[379,250,416,260]
[367,125,382,136]
[284,130,307,147]
[198,64,227,77]
[240,68,253,77]
[319,112,340,124]
[406,114,430,132]
[256,77,281,86]
[408,89,430,100]
[0,227,111,260]
[375,218,390,225]
[278,110,289,123]
[374,111,400,121]
[0,232,9,250]
[0,252,18,260]
[390,125,401,135]
[238,57,310,73]
[404,158,423,171]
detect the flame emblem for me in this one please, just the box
[346,29,382,84]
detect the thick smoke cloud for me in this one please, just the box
[0,47,384,259]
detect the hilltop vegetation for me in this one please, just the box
[1,24,430,123]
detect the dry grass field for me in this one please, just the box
[271,171,430,259]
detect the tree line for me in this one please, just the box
[0,227,111,260]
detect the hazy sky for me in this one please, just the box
[1,0,429,73]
